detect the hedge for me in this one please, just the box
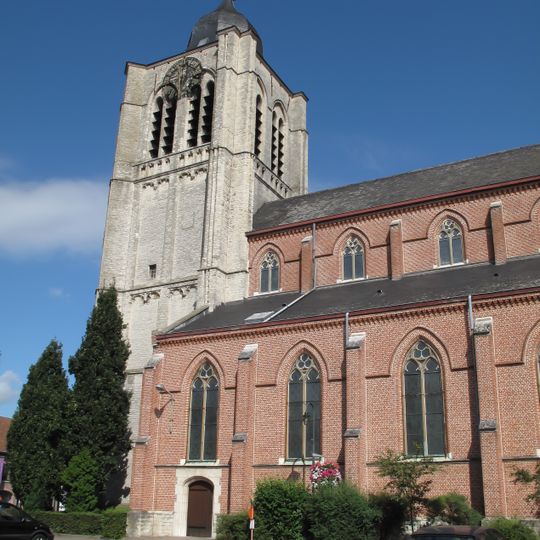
[31,509,127,539]
[216,512,249,540]
[485,519,538,540]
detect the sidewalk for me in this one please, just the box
[55,536,209,540]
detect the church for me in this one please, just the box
[98,1,540,537]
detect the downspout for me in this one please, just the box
[344,312,350,348]
[312,222,317,289]
[467,294,475,335]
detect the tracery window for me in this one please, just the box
[188,362,219,461]
[439,219,464,266]
[260,251,280,293]
[404,341,445,456]
[288,354,321,459]
[343,236,365,280]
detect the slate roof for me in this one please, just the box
[0,417,10,454]
[253,144,540,231]
[187,0,263,55]
[163,255,540,337]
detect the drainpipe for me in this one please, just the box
[467,295,475,335]
[312,223,317,289]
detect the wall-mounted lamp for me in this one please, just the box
[155,383,176,400]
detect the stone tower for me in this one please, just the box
[98,0,308,473]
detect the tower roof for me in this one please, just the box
[187,0,263,55]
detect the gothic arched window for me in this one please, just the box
[260,251,280,293]
[201,81,215,144]
[439,219,464,266]
[254,95,263,158]
[288,354,321,459]
[149,98,164,159]
[404,341,446,456]
[188,362,219,461]
[343,236,365,280]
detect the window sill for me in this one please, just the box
[253,288,283,296]
[403,454,453,462]
[277,457,319,466]
[180,459,220,466]
[433,261,467,269]
[336,276,368,284]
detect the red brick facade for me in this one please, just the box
[129,177,540,536]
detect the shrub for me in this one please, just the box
[306,482,380,540]
[31,511,103,535]
[61,449,99,512]
[369,492,407,539]
[102,506,128,539]
[486,518,538,540]
[426,493,482,526]
[253,478,308,540]
[216,512,249,540]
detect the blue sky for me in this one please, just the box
[0,0,538,417]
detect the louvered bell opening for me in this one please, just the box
[187,85,202,148]
[254,96,263,157]
[277,120,284,178]
[271,116,278,174]
[149,98,163,159]
[161,99,177,155]
[200,81,215,145]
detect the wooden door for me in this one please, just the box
[186,481,213,537]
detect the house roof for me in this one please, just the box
[0,417,11,454]
[162,255,540,337]
[252,144,540,231]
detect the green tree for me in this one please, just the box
[513,463,540,518]
[68,287,131,507]
[61,449,99,512]
[375,449,439,532]
[426,493,482,526]
[7,340,70,509]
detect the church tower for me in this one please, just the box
[99,0,308,454]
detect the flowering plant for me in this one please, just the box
[309,459,342,489]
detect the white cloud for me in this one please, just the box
[0,371,20,404]
[0,179,108,256]
[49,287,66,298]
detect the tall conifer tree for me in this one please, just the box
[7,340,69,509]
[68,287,131,506]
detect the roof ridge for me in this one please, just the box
[263,143,540,209]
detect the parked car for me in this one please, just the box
[0,502,54,540]
[411,525,504,540]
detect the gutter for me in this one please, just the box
[156,286,540,342]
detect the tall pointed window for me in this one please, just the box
[187,85,202,148]
[188,362,219,461]
[260,251,280,293]
[288,354,321,459]
[200,81,215,144]
[404,341,445,456]
[439,219,464,266]
[149,98,164,159]
[254,95,263,158]
[343,236,365,280]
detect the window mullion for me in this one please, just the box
[420,366,428,456]
[201,381,208,461]
[302,377,307,458]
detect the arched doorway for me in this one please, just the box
[186,480,213,537]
